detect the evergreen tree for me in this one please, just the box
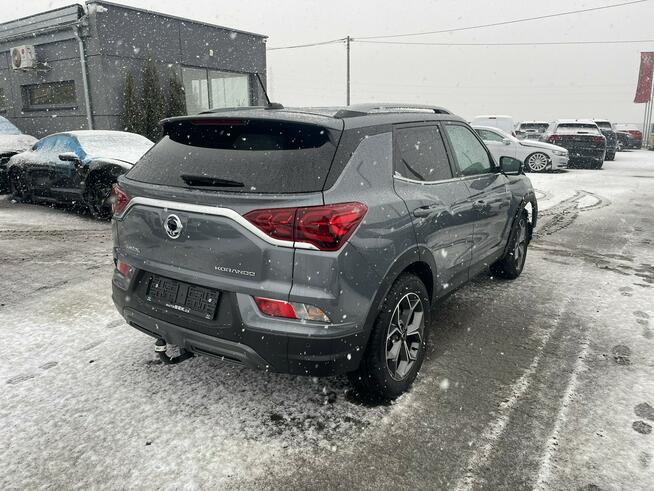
[141,57,165,141]
[167,73,187,118]
[121,72,142,134]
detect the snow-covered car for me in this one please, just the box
[0,116,37,193]
[516,121,550,140]
[7,130,153,218]
[473,125,568,172]
[470,115,517,136]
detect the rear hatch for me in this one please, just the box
[548,123,605,154]
[113,114,343,304]
[595,122,617,148]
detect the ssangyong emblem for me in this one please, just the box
[164,214,183,239]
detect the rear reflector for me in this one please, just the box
[115,260,133,278]
[111,184,130,216]
[254,297,331,322]
[244,202,367,251]
[254,297,297,319]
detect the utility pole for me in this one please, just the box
[346,35,351,106]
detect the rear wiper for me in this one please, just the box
[181,174,244,188]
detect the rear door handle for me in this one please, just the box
[413,205,441,218]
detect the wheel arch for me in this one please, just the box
[84,160,130,194]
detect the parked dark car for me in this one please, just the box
[111,104,538,399]
[7,130,153,218]
[593,119,617,161]
[542,120,606,169]
[614,124,643,149]
[0,116,37,193]
[616,130,640,151]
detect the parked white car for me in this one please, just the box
[473,125,569,172]
[470,115,516,136]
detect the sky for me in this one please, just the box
[2,0,654,124]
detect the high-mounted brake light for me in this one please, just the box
[111,183,130,216]
[244,202,367,251]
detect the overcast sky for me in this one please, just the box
[3,0,654,123]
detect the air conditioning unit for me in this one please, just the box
[10,45,37,70]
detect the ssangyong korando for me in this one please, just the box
[111,104,537,399]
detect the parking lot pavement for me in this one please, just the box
[1,151,653,490]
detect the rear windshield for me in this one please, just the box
[127,119,339,193]
[555,123,601,135]
[0,117,21,135]
[594,121,612,130]
[520,123,549,131]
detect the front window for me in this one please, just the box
[444,124,493,176]
[476,128,504,142]
[22,81,76,110]
[182,67,251,114]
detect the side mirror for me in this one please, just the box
[499,156,523,175]
[502,138,512,145]
[59,152,81,165]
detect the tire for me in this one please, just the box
[8,169,31,202]
[616,141,624,152]
[348,273,430,400]
[85,172,116,220]
[525,152,549,173]
[606,151,615,161]
[591,159,604,169]
[490,210,529,280]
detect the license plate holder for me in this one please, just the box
[146,275,219,320]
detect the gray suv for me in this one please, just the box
[111,104,537,399]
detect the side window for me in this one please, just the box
[395,125,452,182]
[444,124,494,176]
[34,136,55,154]
[476,129,504,142]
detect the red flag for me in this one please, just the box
[634,51,654,103]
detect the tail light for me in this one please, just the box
[113,259,134,290]
[254,297,331,322]
[593,135,606,144]
[111,183,130,216]
[244,202,367,251]
[547,135,562,143]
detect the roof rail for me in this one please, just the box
[343,103,451,116]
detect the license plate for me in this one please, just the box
[146,275,219,320]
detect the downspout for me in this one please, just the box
[73,24,93,130]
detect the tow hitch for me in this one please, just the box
[155,338,194,365]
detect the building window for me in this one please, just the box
[182,67,250,113]
[22,81,76,110]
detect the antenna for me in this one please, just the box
[255,73,284,110]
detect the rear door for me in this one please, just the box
[443,122,512,271]
[392,123,475,295]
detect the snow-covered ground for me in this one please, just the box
[1,151,653,489]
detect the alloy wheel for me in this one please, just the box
[527,153,549,172]
[386,292,425,381]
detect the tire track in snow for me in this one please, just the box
[533,334,591,490]
[453,300,569,491]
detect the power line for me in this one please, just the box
[266,0,650,50]
[356,0,650,40]
[355,39,654,47]
[267,37,345,51]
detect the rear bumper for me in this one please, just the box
[113,284,366,377]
